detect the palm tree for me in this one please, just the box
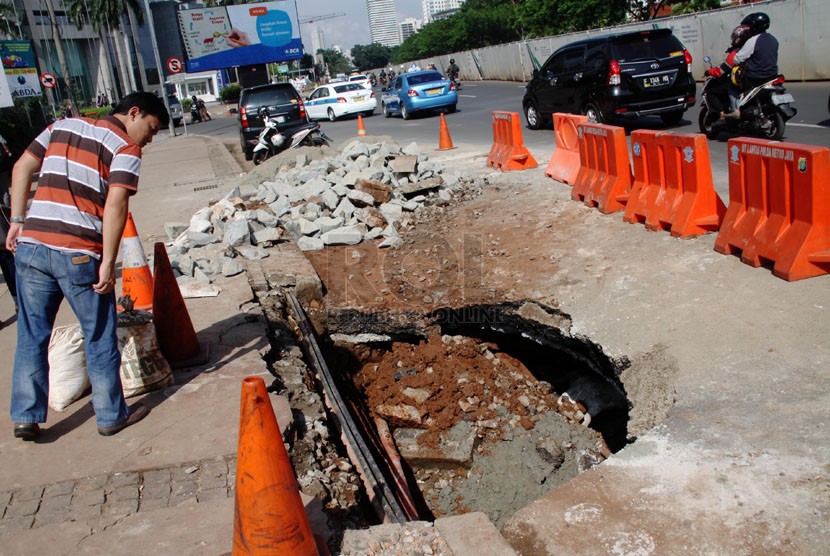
[67,0,145,99]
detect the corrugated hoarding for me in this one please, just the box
[178,0,303,73]
[0,40,42,98]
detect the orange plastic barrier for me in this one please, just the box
[714,138,830,281]
[233,376,320,556]
[624,131,726,238]
[545,113,588,184]
[120,212,153,310]
[571,123,631,213]
[487,111,537,171]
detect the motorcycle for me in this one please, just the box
[190,103,202,124]
[252,107,332,166]
[379,74,387,86]
[370,75,377,87]
[698,55,796,141]
[448,71,462,91]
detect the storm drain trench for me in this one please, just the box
[285,299,634,529]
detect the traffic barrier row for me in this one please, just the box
[624,130,726,238]
[487,111,537,171]
[545,113,587,185]
[714,138,830,281]
[540,117,829,280]
[570,123,631,214]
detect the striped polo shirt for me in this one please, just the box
[19,116,141,257]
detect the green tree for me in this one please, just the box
[317,48,351,77]
[628,0,669,21]
[671,0,721,16]
[351,43,393,71]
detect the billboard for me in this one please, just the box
[178,1,303,73]
[0,40,42,99]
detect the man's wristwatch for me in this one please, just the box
[9,217,24,223]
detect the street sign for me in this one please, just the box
[40,72,56,89]
[168,73,186,84]
[167,57,184,74]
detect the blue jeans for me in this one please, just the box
[10,242,127,428]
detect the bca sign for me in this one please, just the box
[166,57,183,74]
[40,72,56,89]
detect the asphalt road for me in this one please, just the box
[193,80,830,199]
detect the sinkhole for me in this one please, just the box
[313,301,632,528]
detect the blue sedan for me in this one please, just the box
[381,70,458,120]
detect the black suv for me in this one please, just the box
[238,83,309,160]
[523,28,696,129]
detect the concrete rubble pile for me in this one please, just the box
[161,140,467,285]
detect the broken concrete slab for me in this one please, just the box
[435,512,517,556]
[393,420,477,468]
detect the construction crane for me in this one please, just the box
[298,13,346,25]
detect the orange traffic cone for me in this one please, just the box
[233,376,320,556]
[357,114,367,136]
[120,212,153,310]
[437,113,456,151]
[152,242,207,368]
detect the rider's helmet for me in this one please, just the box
[740,12,770,35]
[449,58,455,65]
[730,25,751,49]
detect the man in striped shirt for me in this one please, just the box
[5,92,168,440]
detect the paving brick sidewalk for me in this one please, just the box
[0,455,236,534]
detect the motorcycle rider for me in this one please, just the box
[447,58,460,81]
[703,24,752,116]
[722,13,779,118]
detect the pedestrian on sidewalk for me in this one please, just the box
[0,133,18,321]
[5,92,168,441]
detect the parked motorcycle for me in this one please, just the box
[252,107,332,165]
[698,55,796,141]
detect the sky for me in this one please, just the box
[295,0,424,52]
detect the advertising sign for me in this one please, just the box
[0,40,43,98]
[0,66,13,108]
[178,1,303,73]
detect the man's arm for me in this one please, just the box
[6,152,42,252]
[94,186,130,295]
[732,34,759,66]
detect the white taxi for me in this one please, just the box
[305,83,376,121]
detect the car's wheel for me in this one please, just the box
[660,110,684,126]
[383,103,391,118]
[447,104,457,114]
[402,104,411,120]
[327,108,337,122]
[524,101,542,130]
[698,107,719,140]
[583,102,604,124]
[252,150,269,165]
[363,110,374,117]
[762,111,785,141]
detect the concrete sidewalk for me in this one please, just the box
[0,131,296,554]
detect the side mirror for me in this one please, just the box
[532,69,539,79]
[703,56,711,63]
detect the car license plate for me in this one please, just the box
[771,93,794,105]
[276,115,286,123]
[426,88,441,96]
[643,75,670,88]
[354,96,365,102]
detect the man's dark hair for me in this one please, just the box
[112,92,169,127]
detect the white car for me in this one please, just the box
[348,74,371,88]
[305,83,377,121]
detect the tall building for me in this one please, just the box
[366,0,400,47]
[421,0,466,24]
[400,18,421,42]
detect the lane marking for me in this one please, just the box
[460,94,477,98]
[788,123,829,129]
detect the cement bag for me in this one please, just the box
[118,311,173,398]
[48,324,90,411]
